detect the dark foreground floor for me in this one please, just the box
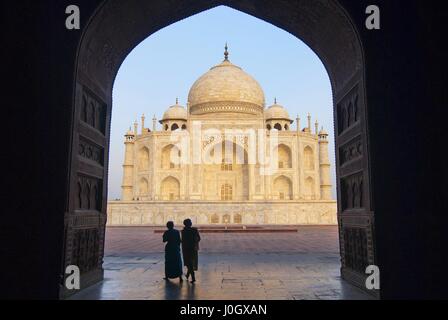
[70,226,372,300]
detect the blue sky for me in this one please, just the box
[109,5,335,199]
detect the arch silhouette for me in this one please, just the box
[66,0,375,295]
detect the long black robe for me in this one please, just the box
[162,228,183,278]
[181,227,201,271]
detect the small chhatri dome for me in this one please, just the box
[125,127,135,136]
[319,127,329,136]
[265,99,292,122]
[188,44,265,115]
[161,99,187,121]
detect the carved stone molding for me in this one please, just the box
[75,174,103,211]
[81,87,107,135]
[343,227,369,273]
[78,137,104,166]
[71,228,100,274]
[341,171,363,212]
[339,135,363,166]
[337,85,360,135]
[190,101,262,116]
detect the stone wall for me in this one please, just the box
[106,200,337,226]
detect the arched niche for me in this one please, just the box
[273,175,292,200]
[160,176,180,200]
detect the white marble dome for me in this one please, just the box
[265,103,291,121]
[188,58,265,114]
[162,103,187,120]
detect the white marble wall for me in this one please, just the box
[106,200,337,226]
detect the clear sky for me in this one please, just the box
[109,5,335,200]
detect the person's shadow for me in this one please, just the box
[185,282,197,299]
[163,279,183,300]
[162,279,198,300]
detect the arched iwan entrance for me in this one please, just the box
[65,0,375,297]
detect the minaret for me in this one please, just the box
[133,120,138,136]
[141,114,146,134]
[307,113,311,132]
[315,120,319,135]
[152,115,157,132]
[318,128,332,200]
[296,115,300,132]
[121,128,135,201]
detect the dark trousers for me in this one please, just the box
[185,264,195,280]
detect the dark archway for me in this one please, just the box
[65,0,375,298]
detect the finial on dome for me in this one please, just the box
[274,97,277,105]
[224,42,229,61]
[176,97,179,105]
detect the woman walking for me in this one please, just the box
[181,219,201,283]
[162,221,183,282]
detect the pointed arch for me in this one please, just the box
[70,0,372,294]
[139,177,149,196]
[304,146,314,170]
[161,144,181,169]
[276,144,292,169]
[161,176,180,200]
[139,147,150,170]
[304,176,315,199]
[273,175,292,200]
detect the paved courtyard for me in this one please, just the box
[70,226,372,300]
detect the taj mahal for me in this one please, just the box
[107,46,337,226]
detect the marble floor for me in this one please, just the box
[69,227,372,300]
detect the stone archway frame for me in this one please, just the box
[66,0,376,297]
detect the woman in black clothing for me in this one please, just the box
[181,218,201,283]
[162,221,183,282]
